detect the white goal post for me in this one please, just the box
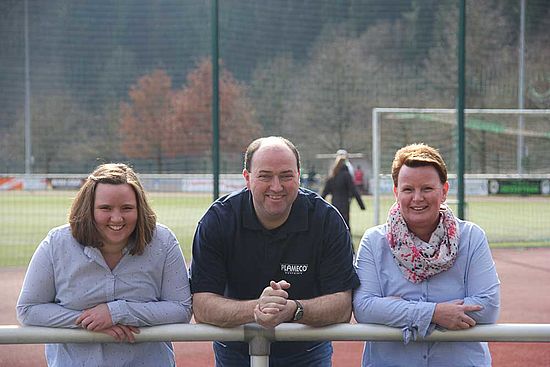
[371,107,550,225]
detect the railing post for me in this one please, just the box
[245,324,273,367]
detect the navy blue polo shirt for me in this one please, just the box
[190,187,360,357]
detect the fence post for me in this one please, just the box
[245,324,273,367]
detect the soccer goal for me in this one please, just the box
[371,108,550,244]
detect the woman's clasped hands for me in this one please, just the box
[76,303,140,342]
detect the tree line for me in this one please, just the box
[0,0,548,173]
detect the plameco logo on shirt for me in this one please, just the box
[280,263,308,275]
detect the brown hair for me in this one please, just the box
[244,136,301,172]
[391,143,448,186]
[68,163,157,255]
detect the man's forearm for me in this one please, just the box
[298,290,352,327]
[193,292,257,328]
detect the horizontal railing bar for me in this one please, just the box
[1,323,550,345]
[0,324,245,344]
[274,323,550,342]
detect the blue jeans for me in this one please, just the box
[213,341,333,367]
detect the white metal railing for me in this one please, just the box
[1,323,550,367]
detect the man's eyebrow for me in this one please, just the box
[257,169,295,174]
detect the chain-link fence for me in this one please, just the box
[2,0,549,175]
[1,0,549,265]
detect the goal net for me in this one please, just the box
[371,108,550,245]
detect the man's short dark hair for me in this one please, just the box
[244,136,301,172]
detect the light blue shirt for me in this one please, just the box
[17,224,192,367]
[353,219,500,367]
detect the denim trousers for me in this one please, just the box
[213,341,333,367]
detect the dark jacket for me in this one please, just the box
[321,165,365,227]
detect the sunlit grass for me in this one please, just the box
[1,191,549,267]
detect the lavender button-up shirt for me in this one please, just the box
[17,224,192,367]
[353,219,500,367]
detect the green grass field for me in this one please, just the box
[1,191,549,267]
[352,195,550,248]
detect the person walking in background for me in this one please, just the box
[321,155,366,230]
[336,148,354,177]
[353,143,500,367]
[354,164,366,194]
[17,163,192,367]
[190,136,359,366]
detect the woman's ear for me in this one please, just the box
[442,181,449,203]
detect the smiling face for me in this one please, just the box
[243,141,300,230]
[93,183,138,252]
[394,164,449,241]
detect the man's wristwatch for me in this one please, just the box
[292,300,304,321]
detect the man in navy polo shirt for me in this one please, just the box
[191,136,360,366]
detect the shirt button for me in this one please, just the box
[423,355,427,359]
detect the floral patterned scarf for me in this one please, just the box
[386,202,459,283]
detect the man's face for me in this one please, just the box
[243,142,300,229]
